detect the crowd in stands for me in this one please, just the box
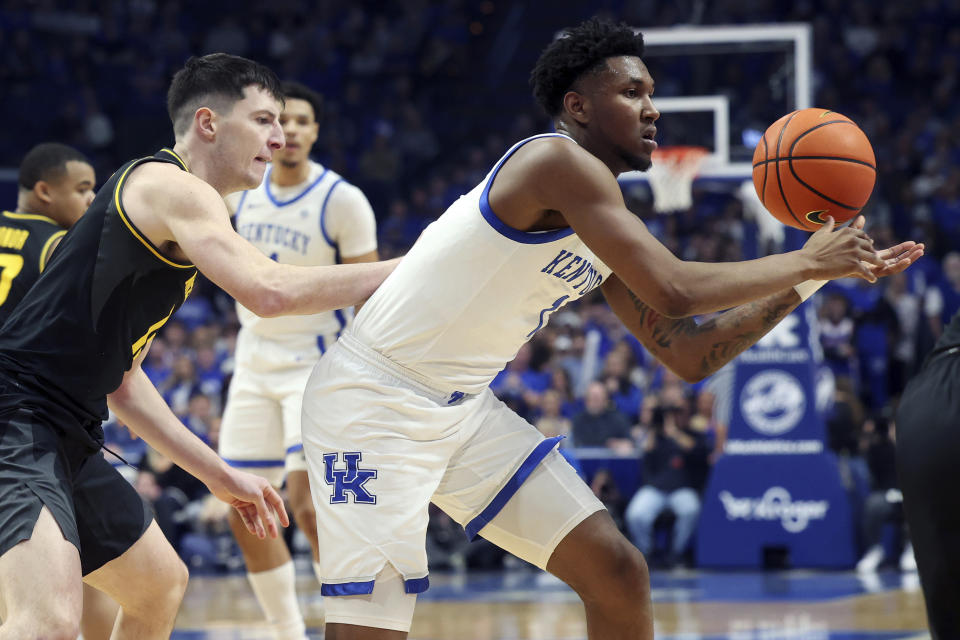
[4,0,959,571]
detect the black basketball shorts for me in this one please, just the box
[0,395,152,575]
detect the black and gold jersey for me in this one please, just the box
[0,211,66,325]
[0,149,198,435]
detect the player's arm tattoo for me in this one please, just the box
[623,288,799,378]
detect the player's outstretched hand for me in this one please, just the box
[209,467,290,539]
[848,215,925,280]
[801,215,885,283]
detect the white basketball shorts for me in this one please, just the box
[219,331,334,486]
[301,332,604,630]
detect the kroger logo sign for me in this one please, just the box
[718,487,829,533]
[740,370,806,436]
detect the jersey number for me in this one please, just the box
[0,254,24,308]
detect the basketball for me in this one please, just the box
[752,108,876,231]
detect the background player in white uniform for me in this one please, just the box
[301,20,920,640]
[220,81,378,640]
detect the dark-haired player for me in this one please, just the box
[299,18,920,639]
[0,54,394,638]
[897,309,960,638]
[220,81,378,640]
[0,142,95,323]
[2,143,123,639]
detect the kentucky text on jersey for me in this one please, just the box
[236,221,311,255]
[0,227,29,250]
[540,249,604,295]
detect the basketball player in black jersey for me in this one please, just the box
[897,311,960,638]
[0,54,395,639]
[1,142,123,639]
[0,142,95,323]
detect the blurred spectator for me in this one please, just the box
[688,389,727,465]
[591,468,626,531]
[624,399,709,568]
[924,251,960,340]
[379,198,425,254]
[491,342,549,417]
[884,272,922,396]
[827,377,872,538]
[136,447,209,551]
[142,337,173,387]
[572,381,633,451]
[159,354,198,416]
[194,345,225,405]
[600,344,643,423]
[534,389,572,441]
[820,292,858,383]
[856,416,915,573]
[545,365,579,418]
[180,392,220,448]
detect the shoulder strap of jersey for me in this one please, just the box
[108,150,194,269]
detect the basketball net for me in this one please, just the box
[647,146,709,213]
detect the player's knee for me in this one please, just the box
[579,538,650,608]
[148,557,189,614]
[166,557,190,602]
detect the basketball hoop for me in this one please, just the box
[647,146,709,213]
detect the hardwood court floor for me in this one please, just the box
[170,568,930,639]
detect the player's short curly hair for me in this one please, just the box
[530,18,645,117]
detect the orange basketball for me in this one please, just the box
[752,108,876,231]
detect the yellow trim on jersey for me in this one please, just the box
[113,162,195,270]
[132,305,175,356]
[159,148,189,172]
[3,211,57,225]
[38,229,66,272]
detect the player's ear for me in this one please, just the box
[562,91,590,125]
[195,107,217,141]
[33,180,54,205]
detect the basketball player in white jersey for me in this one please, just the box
[220,81,378,640]
[301,19,922,639]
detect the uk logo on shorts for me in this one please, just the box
[322,452,377,504]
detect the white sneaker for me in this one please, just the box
[900,543,917,572]
[857,544,885,573]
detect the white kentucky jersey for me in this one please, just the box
[234,161,377,344]
[352,133,611,393]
